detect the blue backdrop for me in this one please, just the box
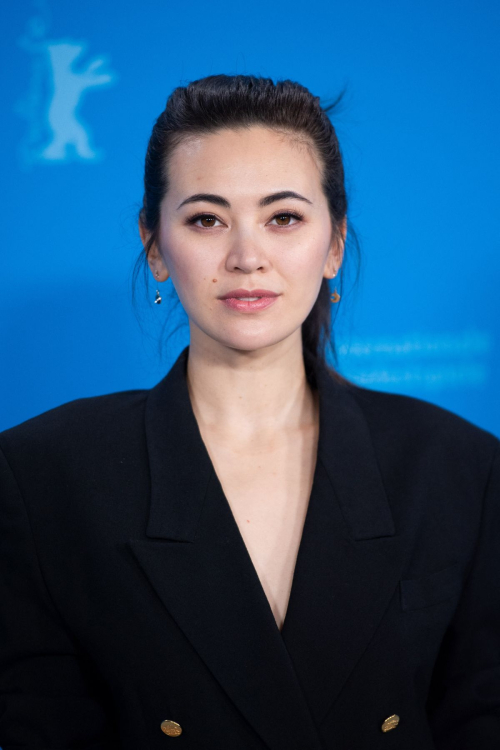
[2,0,499,437]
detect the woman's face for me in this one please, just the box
[142,125,345,354]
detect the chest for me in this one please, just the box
[198,425,319,632]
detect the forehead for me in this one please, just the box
[165,126,323,199]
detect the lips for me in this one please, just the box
[218,288,279,300]
[220,296,279,312]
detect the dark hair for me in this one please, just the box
[133,74,361,388]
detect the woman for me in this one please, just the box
[0,74,498,750]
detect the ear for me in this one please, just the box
[138,218,169,282]
[323,217,347,279]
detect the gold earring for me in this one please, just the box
[330,290,340,303]
[330,269,341,303]
[154,271,162,305]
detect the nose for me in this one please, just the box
[226,230,270,273]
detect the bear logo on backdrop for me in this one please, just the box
[16,0,117,166]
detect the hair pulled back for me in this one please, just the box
[134,74,360,387]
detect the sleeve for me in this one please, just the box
[0,446,120,749]
[426,438,500,748]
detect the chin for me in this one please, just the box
[209,331,297,354]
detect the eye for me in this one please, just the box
[186,213,223,229]
[269,210,304,227]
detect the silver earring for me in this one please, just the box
[154,271,162,305]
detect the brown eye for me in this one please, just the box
[186,213,223,229]
[199,216,216,228]
[270,211,304,227]
[275,214,291,226]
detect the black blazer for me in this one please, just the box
[1,344,499,750]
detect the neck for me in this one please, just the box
[185,335,318,443]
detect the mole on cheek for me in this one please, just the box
[212,279,217,283]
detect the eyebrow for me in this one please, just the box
[176,190,313,210]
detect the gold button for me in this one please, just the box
[381,714,400,732]
[160,719,182,737]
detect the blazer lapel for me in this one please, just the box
[128,345,324,750]
[280,362,408,726]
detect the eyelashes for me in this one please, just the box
[185,210,305,229]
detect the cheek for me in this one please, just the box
[171,253,199,287]
[286,235,329,279]
[160,227,210,288]
[161,237,221,316]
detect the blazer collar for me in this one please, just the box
[128,345,407,749]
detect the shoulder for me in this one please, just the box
[344,381,499,476]
[0,388,149,467]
